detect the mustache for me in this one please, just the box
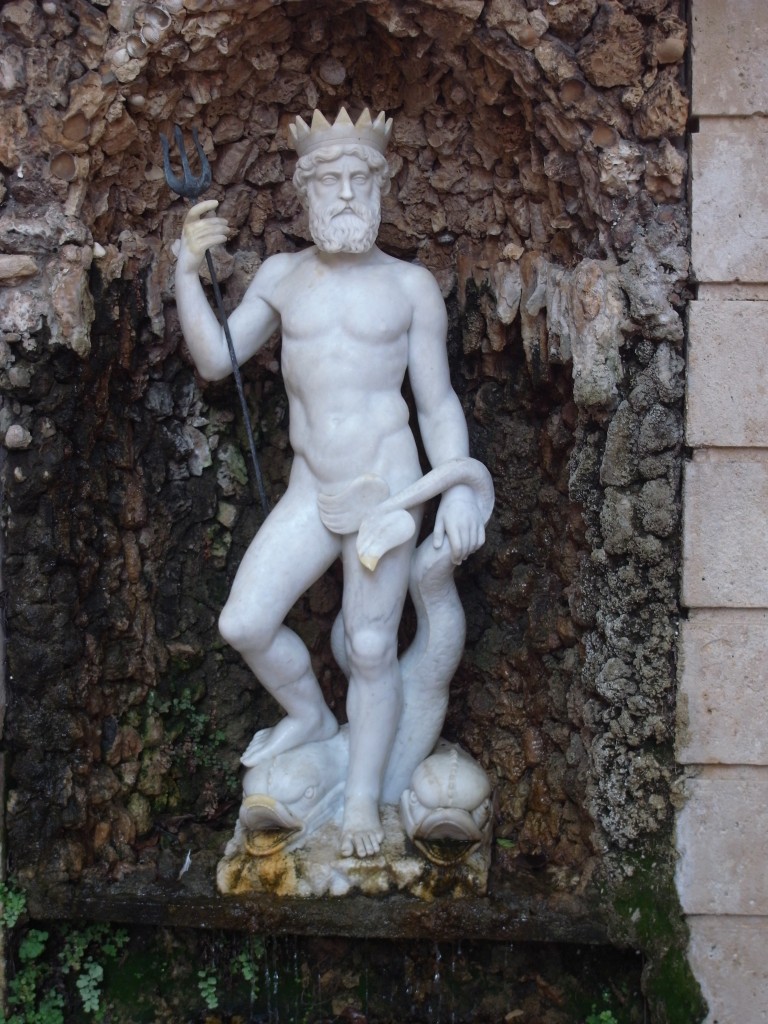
[322,200,372,221]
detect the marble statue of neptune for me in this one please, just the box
[174,109,489,859]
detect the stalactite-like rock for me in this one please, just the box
[50,255,95,356]
[568,259,627,411]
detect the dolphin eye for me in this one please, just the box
[304,786,316,800]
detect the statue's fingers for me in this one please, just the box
[458,520,483,562]
[452,528,464,561]
[195,215,228,231]
[186,199,219,223]
[433,513,446,549]
[187,215,228,236]
[184,223,228,256]
[446,521,463,563]
[466,521,481,555]
[194,225,229,247]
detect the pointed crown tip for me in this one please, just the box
[291,107,392,157]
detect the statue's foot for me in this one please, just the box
[340,796,384,858]
[240,707,338,767]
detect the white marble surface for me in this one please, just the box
[175,110,493,862]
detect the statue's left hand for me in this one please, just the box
[433,484,486,565]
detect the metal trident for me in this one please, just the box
[161,124,270,518]
[160,125,211,198]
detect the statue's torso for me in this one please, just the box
[266,249,422,490]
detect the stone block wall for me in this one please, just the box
[677,2,768,1020]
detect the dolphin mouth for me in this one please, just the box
[417,808,484,841]
[239,796,304,856]
[405,806,486,865]
[413,836,482,866]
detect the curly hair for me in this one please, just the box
[293,143,392,206]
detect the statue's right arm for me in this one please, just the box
[174,200,281,382]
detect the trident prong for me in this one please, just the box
[160,124,212,199]
[161,124,270,517]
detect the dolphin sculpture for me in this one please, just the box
[238,729,348,855]
[399,740,492,865]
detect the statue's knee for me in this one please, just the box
[345,627,395,676]
[218,604,273,653]
[218,605,245,649]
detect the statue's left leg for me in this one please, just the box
[338,526,417,858]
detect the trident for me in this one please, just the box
[161,125,270,518]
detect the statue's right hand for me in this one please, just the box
[177,200,229,273]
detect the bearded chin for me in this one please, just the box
[309,201,381,254]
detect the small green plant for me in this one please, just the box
[232,935,265,1003]
[19,930,48,962]
[75,961,103,1016]
[5,928,64,1024]
[197,967,219,1011]
[3,920,129,1023]
[148,685,240,806]
[233,949,257,984]
[0,881,28,929]
[59,922,128,1018]
[586,1009,619,1024]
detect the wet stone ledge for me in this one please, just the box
[24,879,610,946]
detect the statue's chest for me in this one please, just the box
[278,270,411,344]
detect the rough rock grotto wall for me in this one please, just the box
[1,0,696,1013]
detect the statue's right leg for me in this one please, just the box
[218,482,341,767]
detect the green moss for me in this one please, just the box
[608,854,707,1024]
[100,947,167,1017]
[167,647,205,674]
[140,671,240,816]
[646,947,706,1024]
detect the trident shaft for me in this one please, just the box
[161,125,270,518]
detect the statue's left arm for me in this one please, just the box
[406,268,486,564]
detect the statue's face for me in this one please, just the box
[306,154,381,254]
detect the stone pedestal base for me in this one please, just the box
[217,806,490,898]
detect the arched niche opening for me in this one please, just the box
[3,0,691,980]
